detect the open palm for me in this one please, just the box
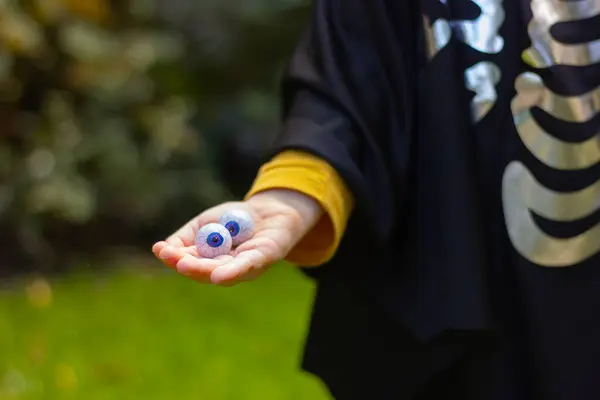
[152,190,319,286]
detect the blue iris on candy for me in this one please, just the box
[225,221,240,237]
[218,209,255,246]
[207,232,224,248]
[195,223,232,258]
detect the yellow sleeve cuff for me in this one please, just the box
[244,150,354,267]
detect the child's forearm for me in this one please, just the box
[245,150,354,267]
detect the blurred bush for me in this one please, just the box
[0,0,309,275]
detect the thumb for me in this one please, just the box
[209,237,281,284]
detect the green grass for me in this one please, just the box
[0,261,331,400]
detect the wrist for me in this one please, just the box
[246,189,324,235]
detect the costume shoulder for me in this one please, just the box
[273,0,420,245]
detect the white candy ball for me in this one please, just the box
[218,209,255,246]
[195,223,232,258]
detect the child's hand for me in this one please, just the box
[151,189,323,286]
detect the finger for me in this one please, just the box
[157,244,198,268]
[153,241,179,269]
[181,246,200,258]
[175,254,233,283]
[166,220,200,248]
[210,236,281,284]
[210,249,267,284]
[157,245,183,269]
[152,241,168,258]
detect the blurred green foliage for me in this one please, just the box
[0,0,310,274]
[0,261,330,399]
[0,3,324,398]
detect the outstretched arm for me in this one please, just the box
[152,0,404,285]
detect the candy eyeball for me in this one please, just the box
[195,223,232,258]
[218,209,254,246]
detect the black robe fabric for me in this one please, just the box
[267,0,497,397]
[268,0,600,399]
[273,0,492,333]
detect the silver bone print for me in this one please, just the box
[422,0,506,122]
[512,72,600,170]
[465,61,502,121]
[503,0,600,267]
[452,0,506,54]
[524,0,600,68]
[503,161,600,267]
